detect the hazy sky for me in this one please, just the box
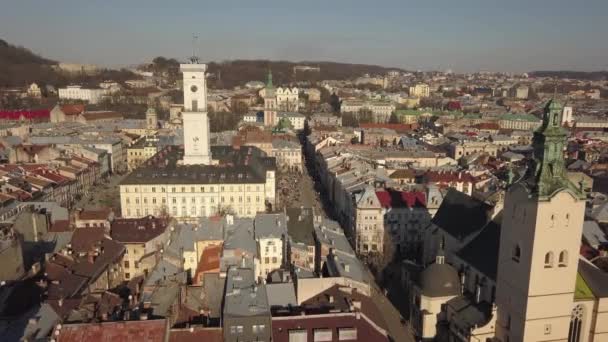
[2,0,607,72]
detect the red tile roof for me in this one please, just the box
[194,243,223,283]
[110,216,169,243]
[55,320,167,342]
[375,189,426,208]
[60,104,86,116]
[0,110,50,120]
[78,208,112,221]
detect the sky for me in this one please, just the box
[1,0,607,72]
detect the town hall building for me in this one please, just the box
[120,57,276,220]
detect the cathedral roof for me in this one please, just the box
[578,258,608,299]
[431,188,492,241]
[456,220,501,280]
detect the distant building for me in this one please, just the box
[58,85,105,104]
[409,83,430,98]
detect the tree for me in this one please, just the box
[368,229,396,284]
[388,112,400,124]
[329,92,341,113]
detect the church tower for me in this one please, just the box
[180,58,211,165]
[146,106,158,131]
[263,70,277,127]
[495,100,586,341]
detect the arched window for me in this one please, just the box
[559,251,569,267]
[544,252,554,268]
[512,245,521,262]
[568,305,585,342]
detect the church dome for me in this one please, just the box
[418,261,460,298]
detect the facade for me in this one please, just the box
[255,213,287,279]
[119,146,276,219]
[354,187,384,254]
[271,138,302,172]
[277,112,305,130]
[58,85,105,104]
[409,83,430,98]
[110,216,172,280]
[127,137,159,171]
[276,87,299,111]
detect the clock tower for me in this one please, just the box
[181,58,211,165]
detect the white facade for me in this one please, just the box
[258,237,283,277]
[278,113,305,130]
[120,183,270,219]
[180,62,212,165]
[409,83,430,98]
[58,86,105,104]
[275,87,299,111]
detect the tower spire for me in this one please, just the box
[524,99,582,198]
[266,69,273,89]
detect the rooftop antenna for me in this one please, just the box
[190,34,199,64]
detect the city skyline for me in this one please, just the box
[2,0,608,72]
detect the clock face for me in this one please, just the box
[191,85,198,93]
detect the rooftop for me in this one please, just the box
[121,145,276,185]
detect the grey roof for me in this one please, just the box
[285,207,315,245]
[314,220,354,256]
[265,283,297,308]
[202,273,225,318]
[578,258,608,298]
[418,261,460,297]
[223,267,269,317]
[445,296,492,331]
[325,251,369,284]
[431,188,492,241]
[121,145,276,185]
[144,258,182,287]
[254,213,287,239]
[582,221,607,249]
[223,218,256,255]
[456,220,502,280]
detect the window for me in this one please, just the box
[544,323,552,335]
[288,329,307,342]
[338,327,357,340]
[544,252,554,268]
[313,328,332,342]
[512,245,521,262]
[125,273,130,279]
[568,304,584,342]
[124,261,129,268]
[559,250,568,267]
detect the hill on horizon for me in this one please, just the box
[206,59,406,88]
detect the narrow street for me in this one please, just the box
[299,133,416,342]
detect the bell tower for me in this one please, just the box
[495,99,586,341]
[181,57,211,165]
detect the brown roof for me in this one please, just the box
[55,320,166,342]
[82,111,123,121]
[78,208,112,221]
[60,104,86,116]
[49,220,71,233]
[110,216,169,243]
[70,227,106,253]
[389,169,416,179]
[169,328,222,342]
